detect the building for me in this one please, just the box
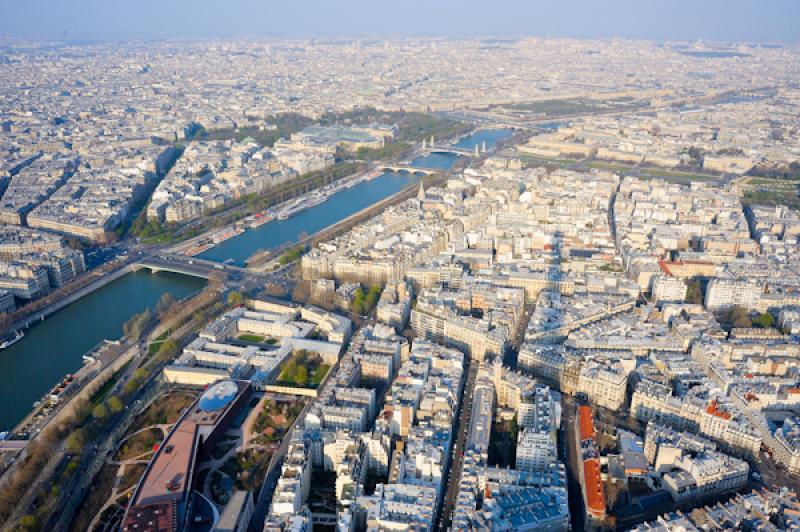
[576,405,606,521]
[376,280,412,333]
[705,278,762,312]
[123,380,253,532]
[516,429,558,472]
[577,362,629,411]
[652,275,688,305]
[645,424,749,502]
[213,490,253,532]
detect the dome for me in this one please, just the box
[198,380,238,412]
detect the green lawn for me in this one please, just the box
[310,364,331,387]
[587,161,634,173]
[238,334,265,343]
[637,167,718,181]
[518,154,579,165]
[277,350,328,388]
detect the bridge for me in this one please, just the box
[132,254,256,280]
[380,165,442,176]
[421,146,483,158]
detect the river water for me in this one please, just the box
[0,271,204,431]
[1,128,513,431]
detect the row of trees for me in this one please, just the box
[318,106,471,143]
[722,306,775,329]
[122,308,153,340]
[355,142,412,162]
[278,244,306,266]
[0,361,155,527]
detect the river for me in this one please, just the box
[0,271,205,431]
[198,171,422,266]
[1,128,513,431]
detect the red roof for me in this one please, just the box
[578,405,596,440]
[583,459,606,517]
[706,399,732,420]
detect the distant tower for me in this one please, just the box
[474,144,479,157]
[422,138,427,149]
[417,182,425,201]
[430,135,435,147]
[481,140,487,153]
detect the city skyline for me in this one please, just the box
[0,0,799,43]
[3,4,800,530]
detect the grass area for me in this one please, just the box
[220,448,271,492]
[68,464,118,532]
[147,330,170,354]
[598,263,624,273]
[115,428,162,462]
[127,391,197,434]
[505,97,639,117]
[310,364,331,387]
[586,161,719,183]
[276,350,329,388]
[638,167,717,180]
[518,154,580,166]
[119,463,147,493]
[252,398,306,443]
[237,334,265,343]
[742,188,800,210]
[587,161,634,173]
[747,177,798,186]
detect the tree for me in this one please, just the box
[685,279,703,304]
[124,368,150,395]
[92,404,108,420]
[65,430,85,453]
[157,339,181,361]
[123,308,153,339]
[729,306,752,329]
[107,396,124,414]
[294,366,308,387]
[752,312,775,329]
[18,515,37,530]
[156,293,177,316]
[227,291,244,307]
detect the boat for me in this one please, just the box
[0,330,23,350]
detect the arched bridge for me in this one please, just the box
[380,165,441,176]
[423,147,482,157]
[132,254,255,280]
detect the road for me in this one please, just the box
[436,360,476,531]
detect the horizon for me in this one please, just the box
[1,0,798,44]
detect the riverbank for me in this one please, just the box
[248,174,449,271]
[0,270,205,431]
[0,128,513,433]
[170,166,385,259]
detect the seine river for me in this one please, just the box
[0,128,512,431]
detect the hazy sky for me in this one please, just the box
[1,0,798,43]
